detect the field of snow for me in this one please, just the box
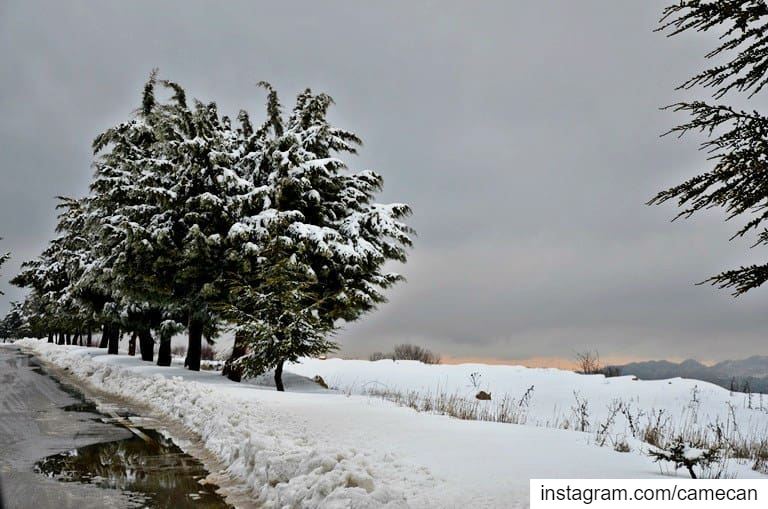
[12,340,768,508]
[288,358,768,444]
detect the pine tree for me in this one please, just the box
[11,245,66,340]
[86,71,185,364]
[10,198,95,344]
[223,84,413,390]
[89,73,256,370]
[254,85,413,317]
[650,1,768,295]
[137,81,245,370]
[52,197,99,345]
[0,302,24,341]
[219,105,272,382]
[223,222,337,391]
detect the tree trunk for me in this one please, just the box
[128,332,137,356]
[274,359,285,392]
[75,332,82,346]
[157,335,171,367]
[222,331,247,382]
[107,326,119,355]
[99,325,109,348]
[57,332,64,345]
[47,332,53,344]
[65,333,71,345]
[186,317,203,372]
[86,329,92,347]
[139,330,154,362]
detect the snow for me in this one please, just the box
[683,446,707,461]
[13,341,767,508]
[287,358,768,440]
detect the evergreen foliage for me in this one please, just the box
[223,223,337,391]
[650,0,768,295]
[220,84,413,389]
[659,0,768,98]
[88,74,241,369]
[4,71,413,388]
[0,302,23,340]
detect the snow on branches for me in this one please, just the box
[7,71,413,385]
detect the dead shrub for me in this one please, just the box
[393,344,441,364]
[575,350,602,375]
[369,344,441,364]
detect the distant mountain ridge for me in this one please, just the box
[611,356,768,394]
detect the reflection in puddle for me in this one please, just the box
[35,428,231,508]
[61,401,99,413]
[20,352,233,508]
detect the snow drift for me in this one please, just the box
[15,341,768,508]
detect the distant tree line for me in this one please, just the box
[369,344,441,364]
[0,71,413,390]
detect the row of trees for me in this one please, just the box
[1,72,413,389]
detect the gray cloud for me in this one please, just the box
[2,0,767,362]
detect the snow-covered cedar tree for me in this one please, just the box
[224,221,337,391]
[51,197,101,347]
[650,1,768,295]
[84,70,176,363]
[2,296,44,341]
[87,71,238,368]
[222,84,413,389]
[10,198,99,346]
[11,242,70,343]
[648,437,720,479]
[56,194,151,354]
[0,302,24,340]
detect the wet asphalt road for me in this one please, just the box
[0,344,140,508]
[0,344,232,509]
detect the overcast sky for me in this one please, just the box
[2,1,768,363]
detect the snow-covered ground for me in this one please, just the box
[288,357,768,443]
[12,341,768,508]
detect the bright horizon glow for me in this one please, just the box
[331,354,720,370]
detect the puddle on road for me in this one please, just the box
[25,352,233,509]
[34,428,230,508]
